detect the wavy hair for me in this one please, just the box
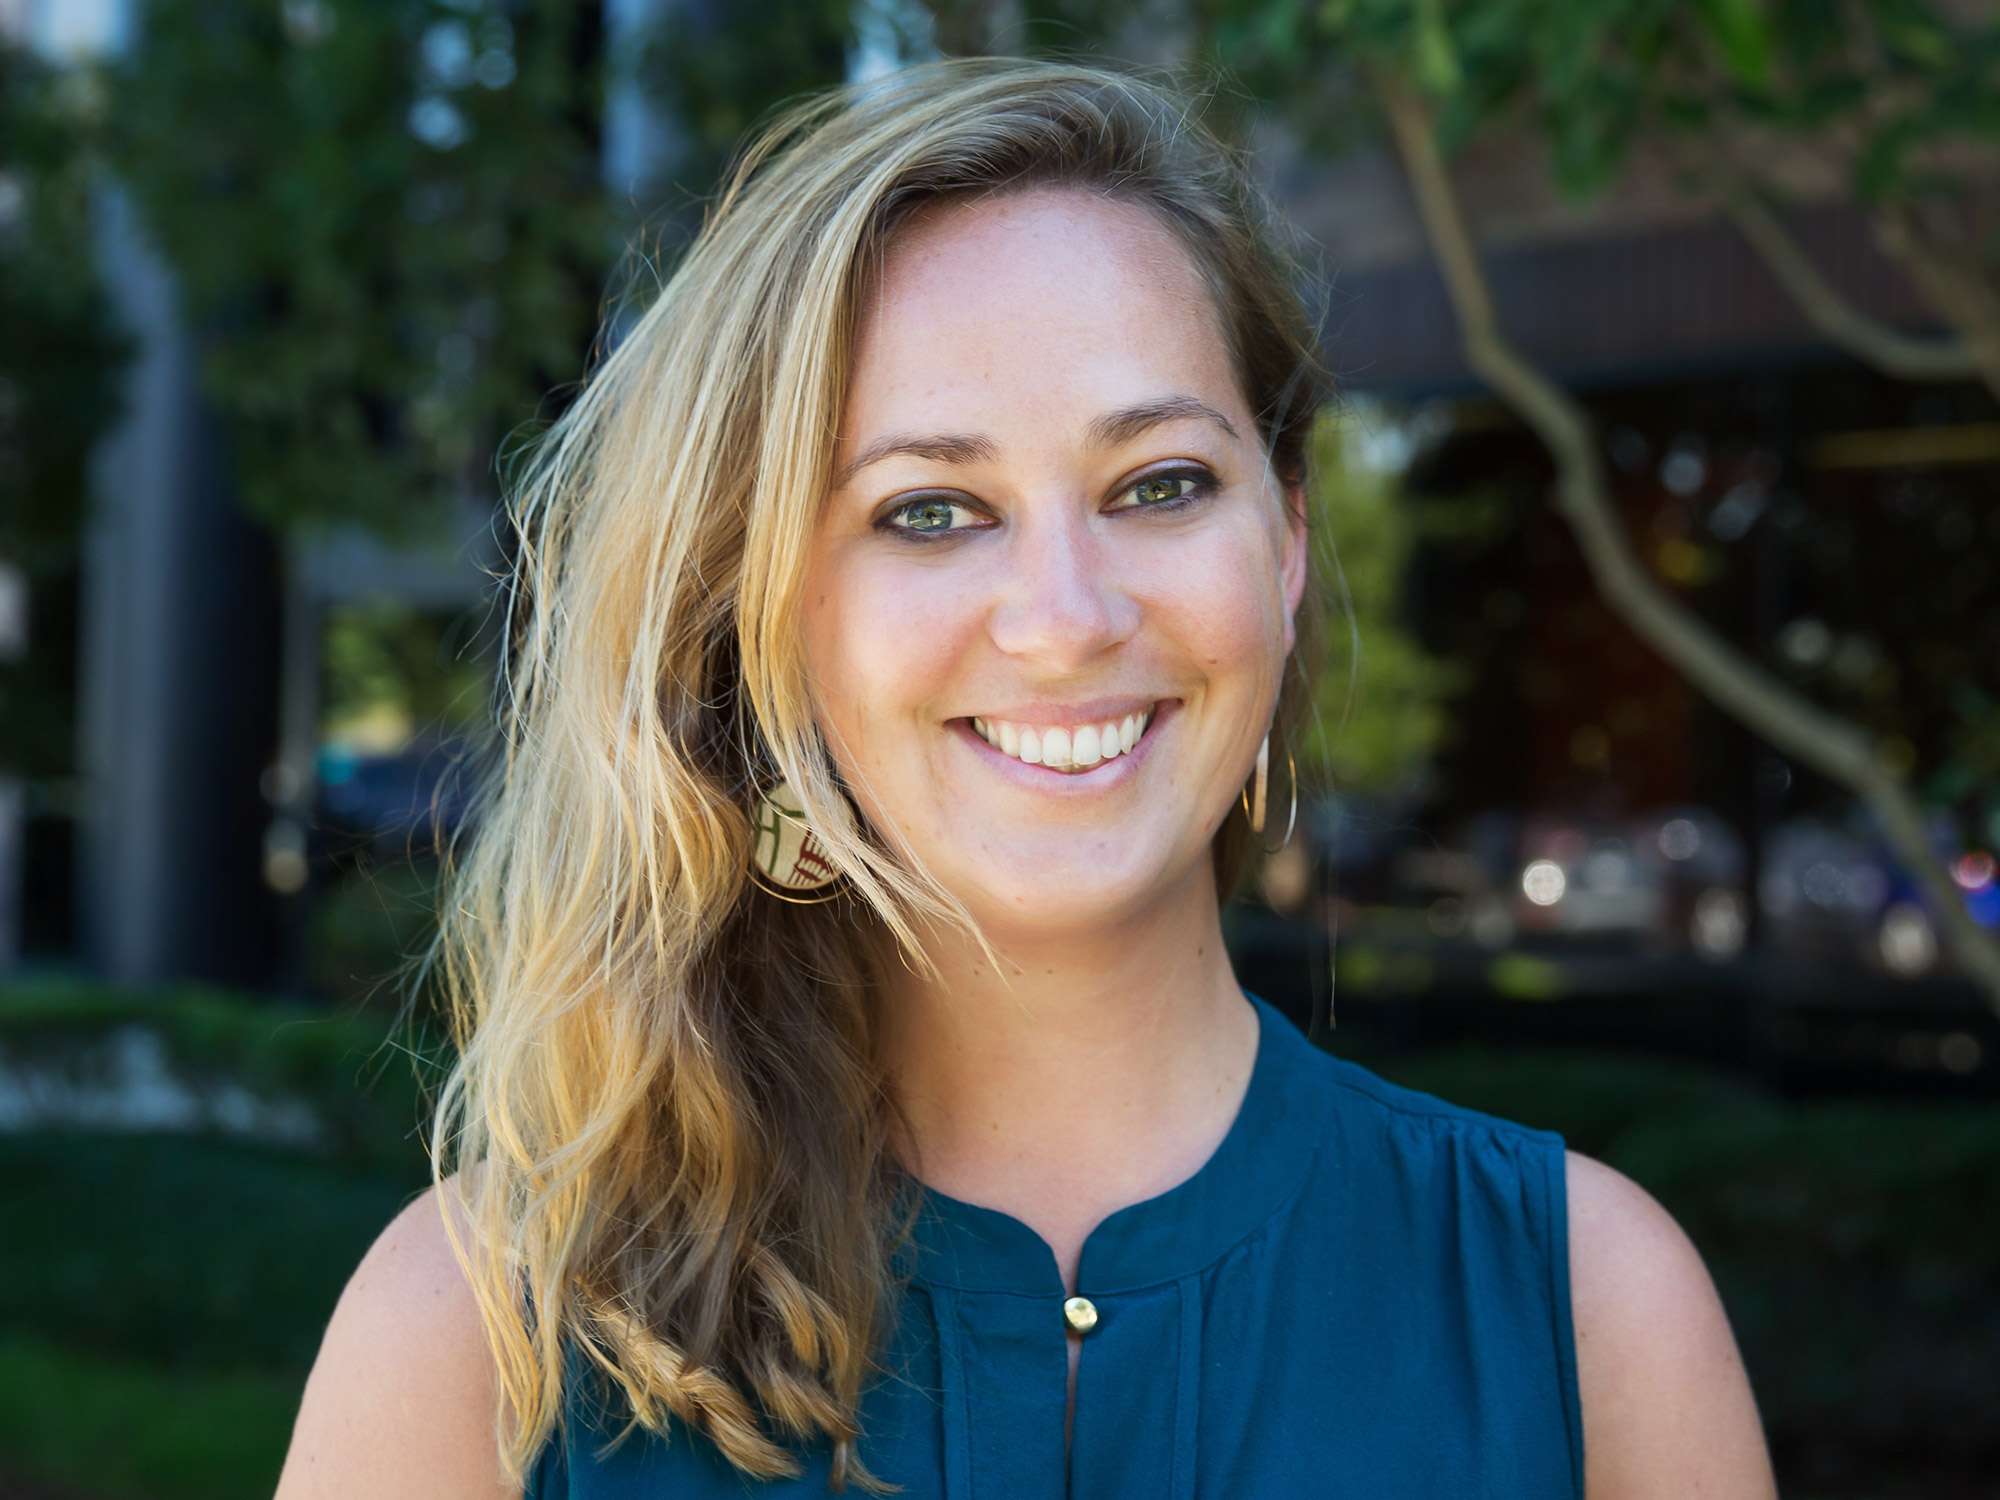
[433,56,1332,1490]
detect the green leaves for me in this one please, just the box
[111,0,608,539]
[641,0,853,196]
[1410,0,1462,95]
[0,46,127,572]
[0,44,128,778]
[1299,413,1461,795]
[1193,0,2000,231]
[1693,0,1772,88]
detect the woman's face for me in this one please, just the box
[801,188,1306,940]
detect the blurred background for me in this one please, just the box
[1,1,1998,1496]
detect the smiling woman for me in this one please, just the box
[274,58,1776,1500]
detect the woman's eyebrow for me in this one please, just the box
[1087,395,1239,448]
[833,432,998,489]
[832,396,1237,489]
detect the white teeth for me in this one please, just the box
[972,707,1159,772]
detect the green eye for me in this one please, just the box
[900,499,958,532]
[896,500,980,536]
[1130,474,1195,506]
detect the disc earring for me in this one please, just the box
[748,778,848,902]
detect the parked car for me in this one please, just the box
[1758,811,1998,979]
[1512,808,1748,960]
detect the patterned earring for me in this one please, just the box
[749,778,848,903]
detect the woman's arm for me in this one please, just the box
[1567,1151,1777,1500]
[274,1187,517,1500]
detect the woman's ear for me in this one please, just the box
[1279,479,1310,656]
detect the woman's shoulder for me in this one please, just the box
[275,1184,515,1500]
[1276,1026,1566,1158]
[1563,1152,1777,1498]
[1276,1027,1775,1496]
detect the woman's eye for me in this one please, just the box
[1112,470,1211,511]
[883,496,984,535]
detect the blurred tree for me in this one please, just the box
[0,43,128,778]
[639,0,856,201]
[1182,0,2000,1008]
[1302,412,1460,796]
[925,0,1139,57]
[1203,0,2000,393]
[110,0,608,539]
[320,599,486,748]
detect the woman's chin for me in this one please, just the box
[929,848,1200,940]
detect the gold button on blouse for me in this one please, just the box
[1062,1295,1099,1335]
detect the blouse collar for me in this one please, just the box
[905,996,1325,1296]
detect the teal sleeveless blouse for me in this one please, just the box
[529,999,1583,1498]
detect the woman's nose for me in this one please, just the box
[985,508,1140,670]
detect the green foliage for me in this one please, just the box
[1301,412,1459,795]
[112,0,608,537]
[0,979,436,1172]
[0,47,126,570]
[640,0,855,200]
[1618,1102,2000,1459]
[0,1133,419,1371]
[926,0,1134,59]
[321,598,489,741]
[0,981,433,1498]
[1194,0,2000,206]
[0,44,129,779]
[0,1334,301,1500]
[303,854,445,1006]
[1338,1036,1767,1155]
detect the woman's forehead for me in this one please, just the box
[844,188,1245,443]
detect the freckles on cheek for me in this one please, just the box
[822,561,976,755]
[1159,534,1285,672]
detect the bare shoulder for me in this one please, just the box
[275,1184,516,1500]
[1564,1151,1776,1500]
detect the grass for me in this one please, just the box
[0,1132,423,1499]
[0,1134,422,1371]
[0,1335,301,1500]
[0,981,430,1498]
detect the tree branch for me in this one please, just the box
[1709,176,1983,382]
[1871,201,2000,403]
[1376,72,2000,1012]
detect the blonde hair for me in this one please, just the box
[434,56,1330,1489]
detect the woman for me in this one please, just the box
[278,59,1775,1499]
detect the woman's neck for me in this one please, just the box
[881,864,1259,1290]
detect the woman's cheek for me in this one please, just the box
[1149,530,1283,680]
[829,556,979,751]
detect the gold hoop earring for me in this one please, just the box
[1240,733,1298,853]
[748,778,847,904]
[1246,734,1269,835]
